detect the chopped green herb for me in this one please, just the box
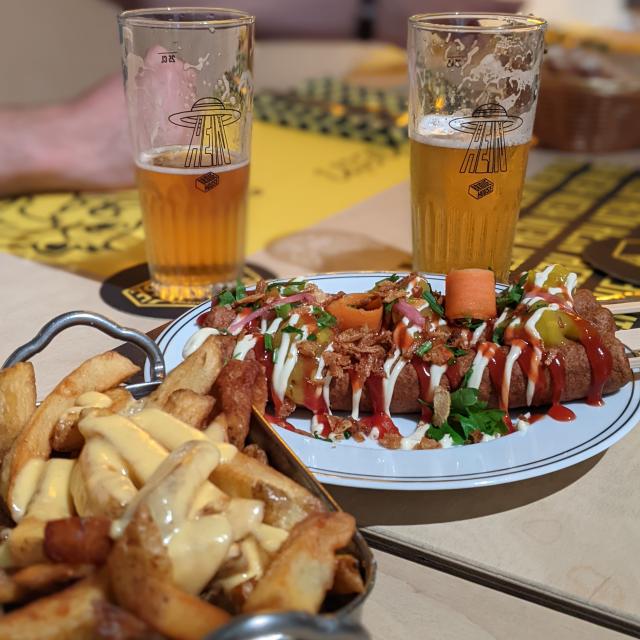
[446,346,467,357]
[283,281,307,296]
[263,334,274,351]
[217,290,235,306]
[492,324,505,344]
[313,432,331,442]
[528,301,548,313]
[375,273,400,286]
[416,340,433,357]
[417,398,431,407]
[307,333,318,341]
[447,357,456,366]
[460,317,483,330]
[313,306,337,328]
[496,271,528,312]
[461,365,474,388]
[282,325,304,336]
[275,303,293,319]
[384,302,395,314]
[235,280,246,301]
[422,288,445,318]
[343,430,352,440]
[428,387,507,444]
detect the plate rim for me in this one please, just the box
[149,271,640,490]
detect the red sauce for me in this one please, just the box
[548,353,576,421]
[487,347,506,408]
[445,360,463,391]
[411,356,432,422]
[516,344,546,405]
[502,413,515,433]
[263,413,309,436]
[196,311,210,327]
[358,375,400,438]
[392,322,414,352]
[253,335,278,413]
[567,313,613,406]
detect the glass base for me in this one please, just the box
[150,279,234,304]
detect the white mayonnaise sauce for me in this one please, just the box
[271,314,307,404]
[470,322,487,346]
[382,348,407,414]
[525,346,542,406]
[232,334,257,361]
[314,343,333,414]
[400,422,429,450]
[467,345,494,390]
[351,386,363,420]
[534,264,555,288]
[501,341,525,409]
[428,364,448,400]
[481,433,500,442]
[183,327,222,358]
[523,303,559,343]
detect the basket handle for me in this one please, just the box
[1,311,165,383]
[205,612,370,640]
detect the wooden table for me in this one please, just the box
[2,40,639,640]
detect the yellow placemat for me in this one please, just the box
[0,121,408,279]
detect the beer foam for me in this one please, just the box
[411,114,532,149]
[137,146,249,175]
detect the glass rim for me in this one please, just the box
[118,7,255,29]
[409,12,546,33]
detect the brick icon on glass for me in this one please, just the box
[468,178,494,199]
[196,172,219,192]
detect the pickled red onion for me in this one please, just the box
[395,300,426,327]
[228,292,314,333]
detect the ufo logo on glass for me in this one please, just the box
[169,97,241,169]
[450,103,522,175]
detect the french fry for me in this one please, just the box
[0,352,139,505]
[147,336,223,407]
[93,601,156,640]
[211,451,326,530]
[0,362,36,459]
[108,507,231,640]
[163,389,215,429]
[12,562,94,591]
[331,553,365,595]
[44,517,112,565]
[0,573,108,639]
[243,512,356,614]
[51,387,134,453]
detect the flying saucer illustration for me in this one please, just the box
[169,97,241,169]
[449,103,522,175]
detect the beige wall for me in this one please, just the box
[0,0,121,105]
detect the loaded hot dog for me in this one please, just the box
[188,267,633,450]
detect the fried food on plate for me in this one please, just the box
[0,352,139,505]
[243,512,356,614]
[0,336,362,638]
[0,362,36,459]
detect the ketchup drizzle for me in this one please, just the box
[358,375,400,438]
[547,353,576,421]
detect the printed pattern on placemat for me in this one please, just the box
[513,161,640,330]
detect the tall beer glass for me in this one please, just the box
[118,9,254,302]
[408,13,546,282]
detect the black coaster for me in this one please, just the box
[100,262,277,319]
[583,228,640,287]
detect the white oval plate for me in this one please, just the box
[150,272,640,490]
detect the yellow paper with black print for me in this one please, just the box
[0,121,408,279]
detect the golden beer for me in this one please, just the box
[410,137,529,282]
[136,147,250,301]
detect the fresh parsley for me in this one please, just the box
[343,430,352,440]
[217,290,235,306]
[496,271,528,312]
[422,288,445,318]
[307,333,318,341]
[282,325,304,337]
[460,317,484,330]
[416,340,433,357]
[427,387,507,444]
[263,334,274,351]
[275,303,293,319]
[313,307,337,328]
[375,274,400,286]
[235,280,246,301]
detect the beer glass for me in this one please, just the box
[118,9,254,302]
[408,13,546,282]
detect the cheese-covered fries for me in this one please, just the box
[0,337,361,639]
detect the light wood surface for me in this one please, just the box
[1,247,631,640]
